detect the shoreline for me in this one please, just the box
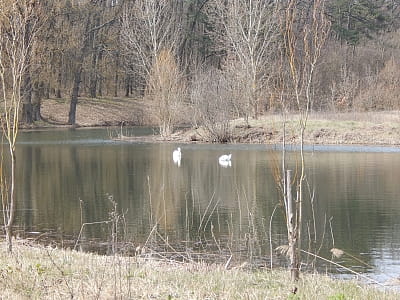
[29,97,400,147]
[0,239,398,299]
[27,117,400,149]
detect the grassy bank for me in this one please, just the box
[38,97,142,127]
[38,97,400,146]
[0,240,398,299]
[179,111,400,145]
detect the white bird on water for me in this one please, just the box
[219,154,231,162]
[173,147,182,167]
[218,154,232,167]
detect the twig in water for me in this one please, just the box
[203,198,221,233]
[143,216,164,249]
[73,221,110,251]
[329,216,335,247]
[147,176,154,226]
[224,255,233,270]
[198,190,216,232]
[210,223,222,253]
[154,230,196,264]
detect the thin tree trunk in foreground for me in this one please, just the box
[286,169,299,281]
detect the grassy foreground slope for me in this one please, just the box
[0,240,398,299]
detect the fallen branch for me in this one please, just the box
[300,249,384,287]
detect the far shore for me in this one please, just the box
[112,111,400,147]
[24,97,400,147]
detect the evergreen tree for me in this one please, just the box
[327,0,391,45]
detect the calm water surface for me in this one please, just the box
[9,127,400,284]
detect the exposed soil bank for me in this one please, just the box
[37,97,400,146]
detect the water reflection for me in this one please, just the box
[7,128,400,282]
[172,147,182,167]
[218,160,231,168]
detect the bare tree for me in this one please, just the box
[210,0,280,120]
[146,49,186,137]
[190,67,235,142]
[279,0,330,281]
[121,0,184,136]
[121,0,183,84]
[0,0,39,253]
[66,1,119,125]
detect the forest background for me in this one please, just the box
[1,0,400,139]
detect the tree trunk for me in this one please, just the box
[125,74,131,97]
[89,51,98,98]
[32,81,42,121]
[286,170,299,281]
[21,73,33,124]
[114,69,118,97]
[114,55,119,97]
[68,66,83,125]
[89,14,101,99]
[5,150,16,253]
[68,13,93,125]
[5,226,12,253]
[44,82,50,99]
[21,13,34,125]
[56,69,62,98]
[98,77,102,97]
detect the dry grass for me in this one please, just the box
[187,111,400,145]
[39,97,145,127]
[0,239,398,299]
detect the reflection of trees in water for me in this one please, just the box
[14,143,400,270]
[296,152,400,269]
[145,145,185,231]
[143,147,286,258]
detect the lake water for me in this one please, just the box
[7,127,400,284]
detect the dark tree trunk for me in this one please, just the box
[125,75,130,97]
[68,66,83,125]
[114,57,119,97]
[56,69,62,98]
[89,15,101,99]
[68,13,92,124]
[98,78,102,97]
[89,51,98,98]
[56,89,62,99]
[89,78,97,98]
[21,73,33,124]
[44,82,50,99]
[21,12,34,125]
[97,50,103,97]
[32,81,42,121]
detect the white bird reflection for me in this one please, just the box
[173,147,181,167]
[218,160,232,168]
